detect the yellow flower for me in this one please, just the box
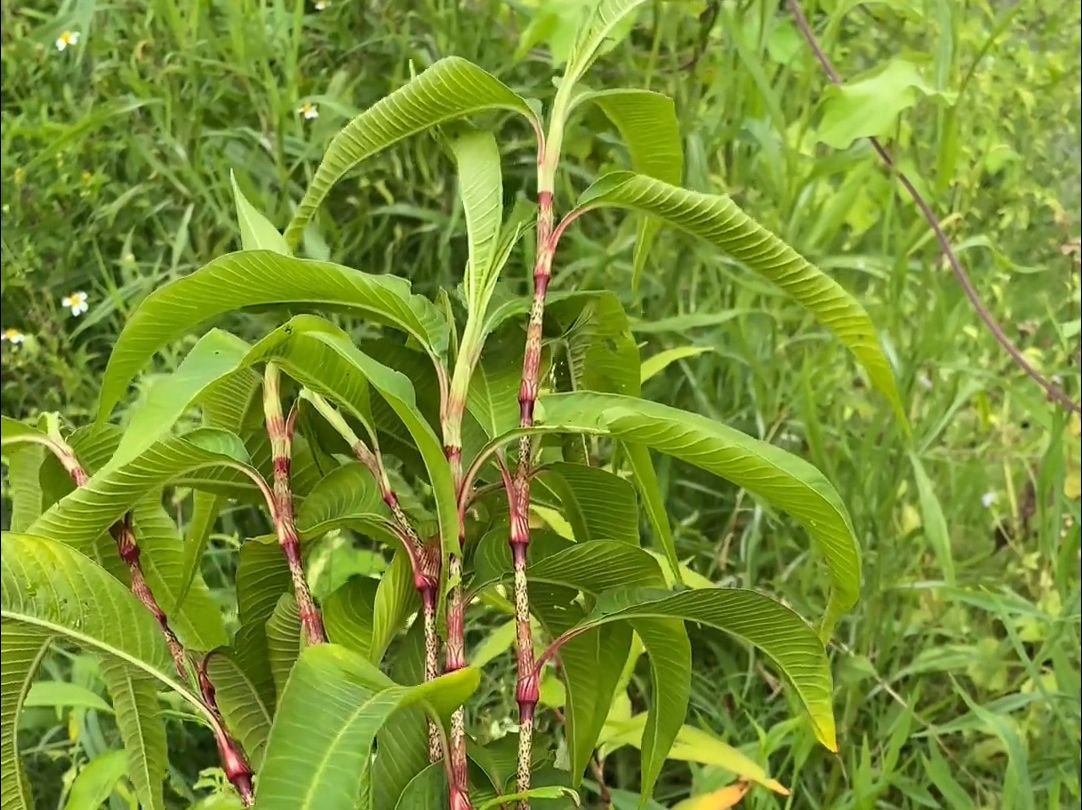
[2,328,26,346]
[61,291,89,317]
[298,101,319,121]
[55,31,80,51]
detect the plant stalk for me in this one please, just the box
[40,427,254,805]
[262,364,326,645]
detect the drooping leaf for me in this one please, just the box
[110,329,252,469]
[547,292,641,397]
[255,644,480,810]
[230,170,290,254]
[540,462,639,544]
[99,659,167,810]
[573,172,905,418]
[296,463,392,544]
[284,57,539,247]
[536,392,860,636]
[324,576,379,659]
[205,650,274,768]
[393,762,448,810]
[265,593,302,703]
[574,87,683,287]
[599,715,790,795]
[620,442,681,584]
[0,623,50,810]
[6,444,46,532]
[97,251,449,420]
[26,429,259,552]
[370,548,421,663]
[575,587,837,751]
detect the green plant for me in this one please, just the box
[0,3,906,808]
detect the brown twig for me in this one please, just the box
[786,0,1080,414]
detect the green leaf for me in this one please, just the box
[908,453,955,586]
[205,650,274,769]
[324,576,379,659]
[540,462,639,544]
[547,292,641,397]
[620,442,680,584]
[111,329,252,469]
[6,445,46,532]
[639,346,711,383]
[573,173,905,419]
[370,549,421,663]
[564,0,650,88]
[26,429,258,552]
[255,644,480,810]
[476,787,581,810]
[599,715,790,795]
[235,537,290,707]
[24,681,112,713]
[576,587,837,751]
[259,316,458,556]
[446,124,504,317]
[230,170,290,254]
[394,763,447,809]
[816,58,956,150]
[296,463,393,544]
[265,593,302,703]
[285,56,538,246]
[62,749,128,810]
[98,250,448,421]
[1,623,50,810]
[537,392,860,636]
[575,88,682,288]
[99,659,167,810]
[132,501,229,651]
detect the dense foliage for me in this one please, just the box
[1,1,1079,809]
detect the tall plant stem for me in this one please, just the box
[301,389,442,759]
[787,0,1080,415]
[37,426,254,806]
[262,364,325,644]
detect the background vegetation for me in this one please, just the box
[1,0,1079,808]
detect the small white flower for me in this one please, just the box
[298,102,319,121]
[981,491,998,509]
[61,291,89,317]
[315,0,330,10]
[2,328,26,346]
[917,372,933,390]
[55,31,80,51]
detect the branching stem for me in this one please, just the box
[37,427,254,805]
[262,364,326,645]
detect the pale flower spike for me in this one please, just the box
[62,291,89,317]
[298,102,319,120]
[55,31,80,51]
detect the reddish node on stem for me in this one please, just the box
[450,786,474,810]
[516,668,539,723]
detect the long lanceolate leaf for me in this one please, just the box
[25,429,261,552]
[536,391,861,637]
[575,587,838,751]
[564,0,652,88]
[1,622,50,810]
[255,645,480,810]
[574,172,905,418]
[284,57,539,248]
[100,658,167,810]
[96,250,449,421]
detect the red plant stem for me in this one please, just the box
[42,432,254,804]
[263,366,326,645]
[507,189,559,805]
[198,656,255,807]
[787,0,1080,415]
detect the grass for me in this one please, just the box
[1,0,1079,808]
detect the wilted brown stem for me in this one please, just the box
[262,364,326,645]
